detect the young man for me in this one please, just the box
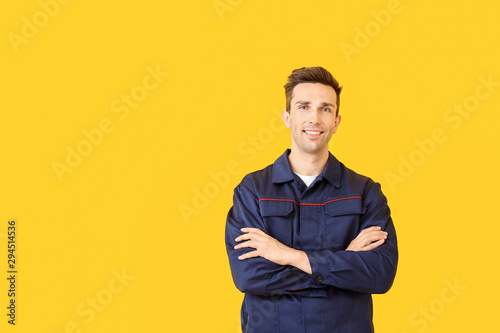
[225,67,398,332]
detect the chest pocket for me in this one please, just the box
[259,199,295,246]
[324,197,365,250]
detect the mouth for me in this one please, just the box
[303,129,324,139]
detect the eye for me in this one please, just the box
[322,107,331,112]
[298,105,307,110]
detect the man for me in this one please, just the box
[225,67,398,332]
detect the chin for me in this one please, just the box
[301,144,327,154]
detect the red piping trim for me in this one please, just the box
[258,196,362,206]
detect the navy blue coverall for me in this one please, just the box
[226,149,398,332]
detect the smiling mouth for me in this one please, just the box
[303,130,324,138]
[304,130,323,135]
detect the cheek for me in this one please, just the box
[327,119,338,132]
[288,118,300,130]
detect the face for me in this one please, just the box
[282,82,341,155]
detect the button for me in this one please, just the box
[316,275,323,282]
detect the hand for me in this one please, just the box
[234,228,295,266]
[346,226,387,252]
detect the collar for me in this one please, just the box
[272,149,341,188]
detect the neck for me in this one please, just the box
[288,147,329,176]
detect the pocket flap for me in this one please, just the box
[325,197,364,216]
[259,199,295,217]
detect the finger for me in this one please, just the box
[365,231,388,241]
[359,235,386,248]
[361,226,382,233]
[352,227,380,240]
[235,232,264,243]
[363,239,385,251]
[357,231,387,244]
[240,227,264,234]
[235,233,251,242]
[234,240,255,250]
[238,250,260,260]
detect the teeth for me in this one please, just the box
[305,131,321,135]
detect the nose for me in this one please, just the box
[307,109,321,124]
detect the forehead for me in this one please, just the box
[291,82,337,105]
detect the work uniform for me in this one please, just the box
[225,149,398,332]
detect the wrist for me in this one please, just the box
[288,249,312,274]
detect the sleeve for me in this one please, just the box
[225,176,327,297]
[304,180,398,294]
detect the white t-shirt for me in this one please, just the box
[294,173,319,187]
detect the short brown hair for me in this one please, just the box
[284,67,343,115]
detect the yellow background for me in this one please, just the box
[1,0,499,331]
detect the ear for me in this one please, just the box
[282,110,291,129]
[333,114,341,133]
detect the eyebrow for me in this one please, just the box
[295,101,336,108]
